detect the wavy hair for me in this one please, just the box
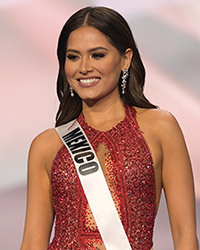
[55,6,157,126]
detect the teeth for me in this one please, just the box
[79,78,99,84]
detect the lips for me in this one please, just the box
[77,77,101,87]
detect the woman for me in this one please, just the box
[21,6,198,250]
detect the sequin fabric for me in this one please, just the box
[48,105,156,250]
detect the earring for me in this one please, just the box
[121,68,129,95]
[69,85,74,97]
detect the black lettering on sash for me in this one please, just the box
[79,162,99,175]
[68,139,89,151]
[62,127,82,142]
[72,147,91,154]
[66,135,86,147]
[62,128,90,152]
[74,152,95,163]
[60,124,99,176]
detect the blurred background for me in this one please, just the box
[0,0,199,249]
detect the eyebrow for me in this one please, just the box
[66,46,109,54]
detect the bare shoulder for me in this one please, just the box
[135,107,186,150]
[135,106,175,120]
[148,109,182,137]
[29,128,63,173]
[30,128,62,154]
[135,107,181,132]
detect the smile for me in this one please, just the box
[79,78,100,84]
[77,78,101,87]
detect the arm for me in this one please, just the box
[159,112,198,250]
[20,130,57,250]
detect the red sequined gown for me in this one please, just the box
[48,105,156,250]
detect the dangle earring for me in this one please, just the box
[69,85,74,97]
[121,68,129,95]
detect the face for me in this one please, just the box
[65,26,129,103]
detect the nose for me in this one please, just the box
[79,57,93,74]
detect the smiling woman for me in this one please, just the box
[20,6,198,250]
[55,6,157,127]
[64,26,130,104]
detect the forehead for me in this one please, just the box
[67,26,114,49]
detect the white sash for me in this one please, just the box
[56,119,132,250]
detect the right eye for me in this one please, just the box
[66,54,79,61]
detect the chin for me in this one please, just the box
[81,95,103,105]
[79,92,101,101]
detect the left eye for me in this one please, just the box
[92,53,105,59]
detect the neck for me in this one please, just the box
[82,96,125,131]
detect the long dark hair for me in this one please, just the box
[56,6,157,126]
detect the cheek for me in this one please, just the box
[64,63,76,86]
[99,55,122,75]
[100,61,122,77]
[64,62,76,78]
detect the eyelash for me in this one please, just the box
[66,53,105,61]
[66,54,78,61]
[92,53,105,59]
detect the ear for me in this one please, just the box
[121,48,133,70]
